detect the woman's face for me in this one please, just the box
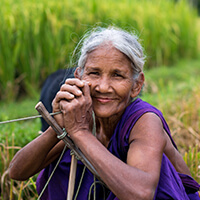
[81,45,139,119]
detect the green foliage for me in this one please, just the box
[0,97,41,146]
[0,0,199,101]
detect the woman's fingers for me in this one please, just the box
[65,78,85,88]
[52,91,75,116]
[59,78,85,97]
[60,84,82,97]
[61,79,91,98]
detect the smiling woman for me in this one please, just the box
[9,26,200,200]
[80,45,144,119]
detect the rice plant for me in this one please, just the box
[0,0,199,101]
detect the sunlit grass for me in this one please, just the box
[0,0,198,101]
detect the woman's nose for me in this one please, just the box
[95,76,112,93]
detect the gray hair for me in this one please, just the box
[73,26,146,78]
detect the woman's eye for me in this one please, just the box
[89,72,99,75]
[113,73,123,78]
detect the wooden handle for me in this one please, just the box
[35,102,63,135]
[35,101,100,179]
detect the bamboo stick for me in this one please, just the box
[67,155,77,200]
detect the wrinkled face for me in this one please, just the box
[81,45,138,119]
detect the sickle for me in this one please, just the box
[35,101,101,178]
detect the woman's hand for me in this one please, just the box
[52,78,93,137]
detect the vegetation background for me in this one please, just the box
[0,0,200,199]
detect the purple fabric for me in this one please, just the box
[36,98,200,199]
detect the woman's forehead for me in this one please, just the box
[86,46,131,65]
[84,48,133,77]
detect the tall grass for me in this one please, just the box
[0,0,199,101]
[184,145,200,181]
[0,134,38,200]
[0,98,40,199]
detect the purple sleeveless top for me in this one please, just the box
[36,98,200,200]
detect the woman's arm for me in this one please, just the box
[9,127,65,181]
[163,129,191,176]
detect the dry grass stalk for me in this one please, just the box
[0,135,38,200]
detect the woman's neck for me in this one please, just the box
[95,113,123,147]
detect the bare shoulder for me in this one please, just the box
[127,112,167,175]
[128,112,166,145]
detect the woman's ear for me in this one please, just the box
[130,72,145,98]
[74,67,81,79]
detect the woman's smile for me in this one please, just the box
[94,96,116,103]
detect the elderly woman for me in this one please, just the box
[9,26,199,200]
